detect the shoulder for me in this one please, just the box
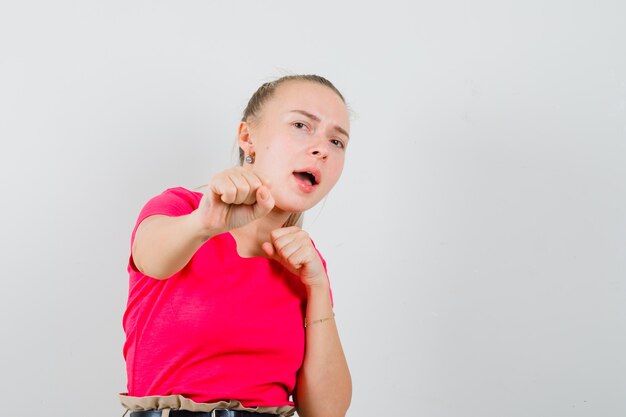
[144,186,203,212]
[161,186,204,202]
[129,186,204,246]
[132,187,203,229]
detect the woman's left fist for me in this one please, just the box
[262,226,327,288]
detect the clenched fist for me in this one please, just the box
[196,167,275,235]
[262,226,328,288]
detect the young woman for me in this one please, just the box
[121,75,352,417]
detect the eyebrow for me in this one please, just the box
[289,109,350,140]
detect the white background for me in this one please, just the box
[1,1,625,416]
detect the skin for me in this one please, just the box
[239,79,349,215]
[131,80,352,417]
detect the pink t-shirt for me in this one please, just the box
[122,187,331,407]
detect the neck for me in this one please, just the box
[231,208,295,257]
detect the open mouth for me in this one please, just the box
[293,171,318,186]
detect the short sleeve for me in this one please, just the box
[128,187,202,274]
[130,187,201,246]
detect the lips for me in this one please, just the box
[293,168,321,185]
[293,168,321,192]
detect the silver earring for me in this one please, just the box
[245,155,255,164]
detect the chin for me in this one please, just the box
[273,195,322,214]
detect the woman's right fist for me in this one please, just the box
[195,167,275,236]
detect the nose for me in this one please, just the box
[309,134,329,160]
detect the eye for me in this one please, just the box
[293,122,307,129]
[330,139,345,149]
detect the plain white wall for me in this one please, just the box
[1,1,625,416]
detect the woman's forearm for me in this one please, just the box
[295,282,352,417]
[131,211,213,279]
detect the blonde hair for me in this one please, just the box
[239,74,346,228]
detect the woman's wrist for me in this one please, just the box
[187,209,221,243]
[305,274,330,293]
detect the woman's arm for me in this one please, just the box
[262,227,351,417]
[294,283,352,417]
[132,168,274,279]
[131,211,212,279]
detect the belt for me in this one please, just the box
[130,410,279,417]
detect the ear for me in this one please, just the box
[238,121,254,154]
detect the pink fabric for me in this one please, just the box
[123,187,331,407]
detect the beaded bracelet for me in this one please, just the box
[304,313,335,328]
